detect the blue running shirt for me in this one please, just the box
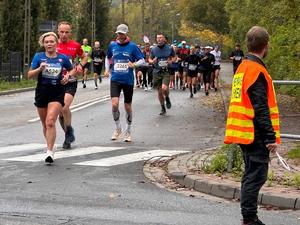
[107,41,144,85]
[31,52,73,86]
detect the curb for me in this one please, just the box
[167,153,300,210]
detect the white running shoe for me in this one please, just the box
[95,86,98,90]
[123,130,131,142]
[45,150,54,164]
[144,87,148,91]
[111,128,122,140]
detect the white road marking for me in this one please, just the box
[0,143,45,154]
[3,146,124,162]
[28,95,111,123]
[74,150,189,167]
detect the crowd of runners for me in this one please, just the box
[28,22,245,164]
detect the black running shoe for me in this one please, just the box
[159,106,166,116]
[83,83,86,88]
[215,87,218,92]
[165,96,172,109]
[62,141,71,149]
[205,91,209,96]
[190,93,193,98]
[65,126,75,143]
[242,218,265,225]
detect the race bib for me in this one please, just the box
[114,62,129,72]
[94,57,101,62]
[158,60,168,68]
[188,64,197,71]
[42,63,62,79]
[235,56,242,61]
[231,73,244,103]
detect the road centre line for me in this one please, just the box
[27,95,111,123]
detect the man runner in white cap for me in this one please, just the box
[104,24,145,142]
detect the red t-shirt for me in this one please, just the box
[57,40,84,63]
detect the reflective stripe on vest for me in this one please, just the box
[224,60,281,145]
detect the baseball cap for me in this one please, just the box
[115,24,129,34]
[181,40,187,44]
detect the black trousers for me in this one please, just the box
[239,143,269,220]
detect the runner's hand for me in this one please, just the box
[104,71,110,78]
[128,61,135,68]
[39,62,47,71]
[266,143,278,153]
[61,73,69,85]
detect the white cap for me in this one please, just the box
[181,40,187,44]
[115,24,129,34]
[205,46,212,49]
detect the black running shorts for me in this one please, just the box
[110,81,134,104]
[34,85,65,108]
[64,81,77,97]
[93,64,103,75]
[83,62,91,70]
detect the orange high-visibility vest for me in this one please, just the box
[224,59,280,144]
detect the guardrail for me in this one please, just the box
[273,80,300,140]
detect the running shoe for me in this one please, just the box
[45,150,54,164]
[190,93,193,98]
[144,87,148,91]
[111,128,122,140]
[123,130,131,142]
[65,126,75,143]
[165,96,172,109]
[214,87,218,92]
[83,83,86,88]
[62,141,71,150]
[193,87,197,94]
[205,91,209,96]
[159,106,166,116]
[95,86,98,90]
[242,218,265,225]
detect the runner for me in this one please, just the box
[200,46,215,96]
[168,44,179,89]
[148,33,175,115]
[81,38,92,88]
[185,46,201,98]
[211,45,222,91]
[176,41,190,90]
[56,21,87,149]
[230,43,244,74]
[91,41,106,89]
[195,45,204,91]
[104,24,145,142]
[28,32,76,163]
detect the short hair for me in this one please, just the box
[246,26,269,53]
[57,21,72,30]
[38,32,58,47]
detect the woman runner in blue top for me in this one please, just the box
[28,32,76,164]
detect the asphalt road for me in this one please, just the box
[0,63,299,225]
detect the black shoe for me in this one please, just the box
[165,96,172,109]
[159,106,166,116]
[62,141,71,149]
[193,87,197,94]
[83,83,86,88]
[65,126,75,143]
[242,218,265,225]
[81,79,84,84]
[215,87,218,92]
[205,91,209,96]
[190,93,193,98]
[182,86,186,91]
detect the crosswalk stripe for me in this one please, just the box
[3,146,125,162]
[0,143,45,154]
[74,150,189,167]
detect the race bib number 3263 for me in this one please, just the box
[231,73,244,102]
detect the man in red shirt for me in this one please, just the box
[56,21,87,149]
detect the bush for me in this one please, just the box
[202,144,243,176]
